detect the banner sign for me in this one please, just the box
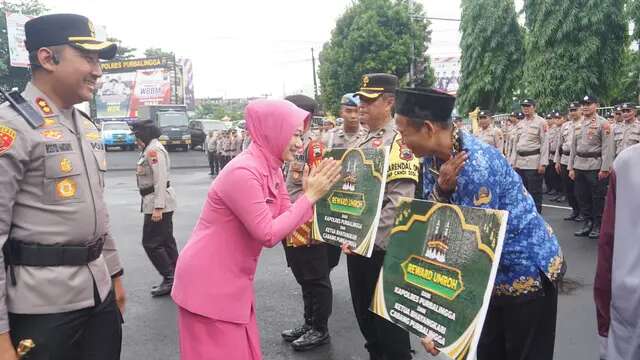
[312,147,389,258]
[372,199,507,360]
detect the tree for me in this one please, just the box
[522,0,627,109]
[318,0,434,115]
[144,47,174,59]
[457,0,524,114]
[108,37,137,60]
[0,0,48,91]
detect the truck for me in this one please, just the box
[137,105,191,151]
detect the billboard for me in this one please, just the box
[433,56,460,95]
[95,58,172,121]
[5,12,33,68]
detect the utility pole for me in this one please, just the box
[311,47,319,102]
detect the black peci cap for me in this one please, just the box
[285,94,318,115]
[395,87,456,123]
[568,101,580,110]
[581,95,599,104]
[25,14,117,60]
[478,110,492,118]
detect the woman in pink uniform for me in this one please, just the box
[171,99,341,360]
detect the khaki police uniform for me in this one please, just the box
[503,121,514,157]
[554,119,580,216]
[136,137,178,287]
[474,125,504,154]
[511,114,549,212]
[568,115,614,236]
[613,120,640,156]
[325,126,366,149]
[347,119,419,359]
[544,124,562,194]
[0,83,123,353]
[206,134,218,174]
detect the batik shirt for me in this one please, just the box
[421,130,564,297]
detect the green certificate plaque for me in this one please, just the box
[371,198,508,359]
[312,147,389,257]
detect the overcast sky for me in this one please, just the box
[44,0,465,99]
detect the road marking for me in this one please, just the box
[542,203,572,210]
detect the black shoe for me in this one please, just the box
[151,277,173,297]
[575,215,585,222]
[574,221,593,237]
[552,195,566,202]
[547,189,558,196]
[291,329,330,351]
[588,225,601,239]
[281,324,311,342]
[564,212,579,221]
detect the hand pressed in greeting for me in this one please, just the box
[437,151,468,193]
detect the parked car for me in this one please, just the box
[189,119,231,149]
[101,121,136,151]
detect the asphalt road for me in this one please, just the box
[106,169,599,360]
[105,147,209,171]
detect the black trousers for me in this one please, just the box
[478,275,558,360]
[143,211,179,278]
[347,250,412,360]
[560,164,579,213]
[516,168,543,213]
[574,169,608,225]
[207,152,216,174]
[9,287,122,360]
[285,243,339,332]
[544,160,562,192]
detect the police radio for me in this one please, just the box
[0,89,44,129]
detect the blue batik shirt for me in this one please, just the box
[421,130,564,297]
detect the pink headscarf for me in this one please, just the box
[245,99,309,171]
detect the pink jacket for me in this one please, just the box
[171,99,312,324]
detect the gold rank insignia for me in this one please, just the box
[56,178,77,198]
[83,120,95,129]
[362,75,369,88]
[0,125,17,155]
[41,129,63,140]
[473,187,492,206]
[85,132,101,141]
[43,117,57,127]
[59,158,73,173]
[35,97,53,115]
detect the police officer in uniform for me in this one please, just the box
[613,102,640,157]
[0,14,125,359]
[280,95,339,351]
[132,120,178,297]
[474,110,504,154]
[343,74,420,360]
[545,110,563,198]
[568,95,614,239]
[326,93,365,149]
[511,99,549,213]
[555,102,582,220]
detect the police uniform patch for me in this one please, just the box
[59,158,73,173]
[148,150,158,165]
[55,178,77,198]
[35,97,53,115]
[85,132,101,141]
[41,129,63,140]
[307,141,324,166]
[473,187,492,206]
[397,139,414,161]
[83,119,95,129]
[387,133,419,183]
[0,125,17,155]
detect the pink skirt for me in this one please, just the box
[177,306,262,360]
